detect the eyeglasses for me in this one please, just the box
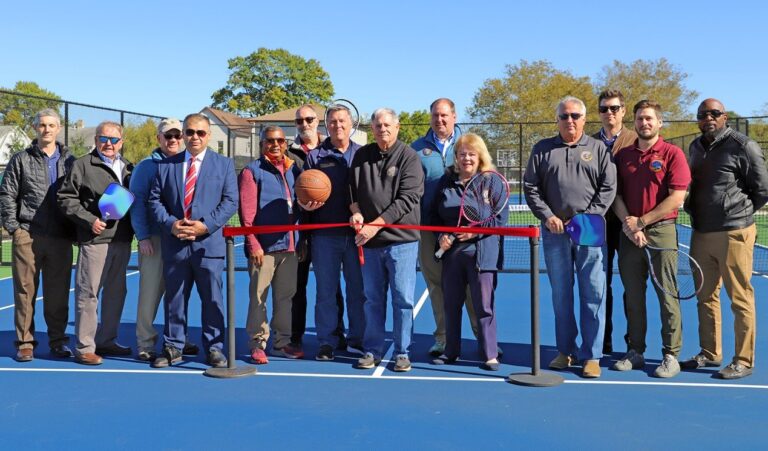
[263,137,286,145]
[97,136,121,145]
[184,129,208,138]
[598,105,623,114]
[295,117,317,125]
[558,113,583,121]
[163,133,182,140]
[696,109,725,120]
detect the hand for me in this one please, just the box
[298,200,324,211]
[92,218,107,235]
[354,223,380,247]
[350,212,364,231]
[250,249,264,268]
[623,216,642,234]
[631,230,647,248]
[182,219,208,238]
[138,239,154,256]
[172,219,191,240]
[545,216,564,234]
[455,230,477,242]
[438,234,455,251]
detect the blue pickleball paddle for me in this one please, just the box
[98,182,135,220]
[565,213,606,246]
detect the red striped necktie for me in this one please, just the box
[184,156,197,219]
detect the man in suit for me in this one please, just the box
[149,113,238,368]
[58,121,134,365]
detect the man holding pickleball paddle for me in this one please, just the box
[524,96,616,378]
[58,121,134,365]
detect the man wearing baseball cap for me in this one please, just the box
[129,118,198,362]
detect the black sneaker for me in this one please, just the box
[151,346,183,368]
[315,345,335,361]
[182,342,199,356]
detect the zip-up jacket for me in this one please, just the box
[129,148,166,241]
[57,149,134,244]
[349,139,424,247]
[0,140,75,239]
[411,126,461,223]
[685,127,768,232]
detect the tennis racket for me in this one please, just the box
[325,99,360,139]
[644,244,704,300]
[98,182,135,220]
[565,213,606,246]
[435,170,510,258]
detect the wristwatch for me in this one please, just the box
[637,217,646,230]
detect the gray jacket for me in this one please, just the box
[523,133,616,221]
[685,127,768,232]
[0,140,76,238]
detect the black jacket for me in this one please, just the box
[57,149,134,244]
[349,139,423,247]
[0,140,76,239]
[685,127,768,232]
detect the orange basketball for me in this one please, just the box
[295,169,332,204]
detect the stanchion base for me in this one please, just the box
[204,366,257,379]
[507,371,564,387]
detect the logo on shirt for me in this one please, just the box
[387,166,398,178]
[650,159,664,172]
[423,148,432,156]
[580,151,593,162]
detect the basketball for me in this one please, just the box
[295,169,332,204]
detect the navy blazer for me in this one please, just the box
[149,148,238,258]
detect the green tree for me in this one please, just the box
[68,133,90,158]
[211,48,334,116]
[596,58,698,120]
[0,81,62,133]
[398,109,430,145]
[468,60,597,172]
[122,119,158,163]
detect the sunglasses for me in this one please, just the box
[263,137,286,145]
[295,117,317,125]
[97,136,121,145]
[184,129,209,138]
[696,109,725,120]
[163,132,182,140]
[558,113,583,121]
[598,105,623,114]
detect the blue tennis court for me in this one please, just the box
[0,237,767,449]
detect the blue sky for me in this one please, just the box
[2,0,767,124]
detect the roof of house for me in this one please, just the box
[247,105,327,124]
[201,107,253,138]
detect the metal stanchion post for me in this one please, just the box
[205,235,257,378]
[508,234,564,387]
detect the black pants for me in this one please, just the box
[604,213,628,354]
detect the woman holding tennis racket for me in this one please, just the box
[431,133,509,371]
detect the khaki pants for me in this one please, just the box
[135,235,165,351]
[618,223,682,356]
[74,241,131,355]
[690,224,756,367]
[12,230,72,349]
[419,231,478,344]
[246,252,297,350]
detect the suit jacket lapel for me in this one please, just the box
[176,156,185,208]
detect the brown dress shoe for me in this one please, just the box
[16,348,34,362]
[582,359,602,378]
[76,353,103,365]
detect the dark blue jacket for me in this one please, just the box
[412,126,462,224]
[431,168,508,271]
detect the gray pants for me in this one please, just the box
[74,241,131,355]
[135,235,165,351]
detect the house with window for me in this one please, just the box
[0,125,32,168]
[200,107,256,168]
[247,106,368,147]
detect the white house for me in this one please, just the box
[0,126,32,166]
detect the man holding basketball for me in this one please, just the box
[411,98,480,357]
[592,89,637,355]
[683,98,768,379]
[287,104,347,353]
[350,108,424,372]
[58,121,134,365]
[238,126,304,364]
[611,100,690,378]
[303,104,365,361]
[523,96,615,378]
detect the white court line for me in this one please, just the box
[0,366,766,389]
[372,287,430,378]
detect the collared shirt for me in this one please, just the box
[598,127,621,151]
[430,129,454,156]
[304,138,361,231]
[96,149,125,183]
[615,137,690,220]
[44,146,61,186]
[182,148,207,179]
[523,133,616,221]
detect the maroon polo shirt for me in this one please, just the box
[615,136,691,220]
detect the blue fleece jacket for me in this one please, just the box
[411,126,462,224]
[129,148,165,241]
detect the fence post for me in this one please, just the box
[64,102,69,147]
[518,123,523,204]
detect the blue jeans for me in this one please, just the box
[542,227,606,361]
[312,233,366,347]
[361,241,418,358]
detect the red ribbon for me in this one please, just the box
[223,222,539,238]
